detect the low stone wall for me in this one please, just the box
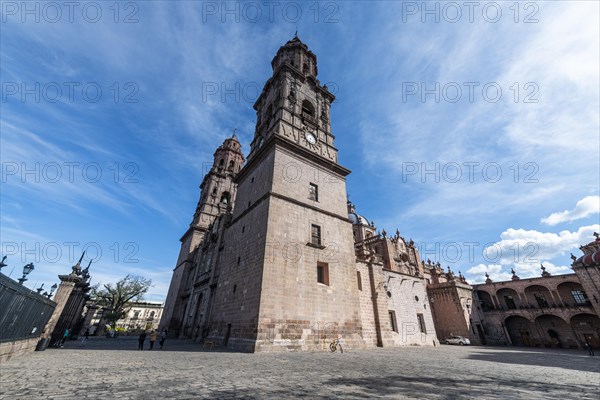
[0,337,41,363]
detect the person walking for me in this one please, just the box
[585,341,595,356]
[159,330,167,349]
[60,328,70,348]
[149,330,157,350]
[138,331,147,350]
[80,327,90,346]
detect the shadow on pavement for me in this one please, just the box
[466,347,600,373]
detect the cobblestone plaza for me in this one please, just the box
[0,338,598,399]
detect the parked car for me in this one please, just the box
[444,336,471,345]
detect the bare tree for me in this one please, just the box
[94,275,152,330]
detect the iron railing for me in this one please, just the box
[0,274,56,343]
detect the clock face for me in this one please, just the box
[305,131,317,145]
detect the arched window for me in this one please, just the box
[220,192,230,205]
[212,187,217,196]
[218,159,224,169]
[303,62,309,74]
[228,160,234,170]
[302,100,315,117]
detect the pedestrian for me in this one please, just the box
[159,330,167,349]
[138,330,147,350]
[149,330,157,350]
[80,327,90,346]
[61,328,70,348]
[585,341,595,356]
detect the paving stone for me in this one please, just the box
[0,337,598,399]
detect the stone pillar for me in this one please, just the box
[42,280,76,341]
[79,304,98,335]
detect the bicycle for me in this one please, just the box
[329,338,343,353]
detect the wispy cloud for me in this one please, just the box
[541,196,600,226]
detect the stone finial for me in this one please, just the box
[395,229,400,238]
[381,229,387,238]
[570,253,577,261]
[541,264,551,277]
[511,268,520,281]
[485,272,492,284]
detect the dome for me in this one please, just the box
[576,250,600,267]
[348,212,370,226]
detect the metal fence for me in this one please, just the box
[0,274,56,343]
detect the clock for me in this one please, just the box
[305,131,317,145]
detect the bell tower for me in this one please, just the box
[248,35,338,165]
[161,133,244,334]
[206,37,364,351]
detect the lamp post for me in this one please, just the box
[47,283,58,299]
[18,263,34,285]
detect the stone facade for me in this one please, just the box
[86,301,164,334]
[160,37,440,351]
[159,36,600,353]
[472,234,600,349]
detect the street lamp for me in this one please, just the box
[47,283,58,299]
[18,263,34,285]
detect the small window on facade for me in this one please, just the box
[242,226,245,233]
[571,290,588,304]
[228,160,234,170]
[233,284,237,293]
[237,257,241,265]
[417,313,427,333]
[303,63,309,73]
[504,295,516,310]
[311,224,321,246]
[220,192,230,204]
[212,187,217,195]
[357,271,362,291]
[251,177,255,183]
[389,311,398,333]
[534,293,549,308]
[317,262,329,285]
[309,183,319,201]
[218,159,224,168]
[302,100,315,117]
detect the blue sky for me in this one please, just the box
[1,1,598,301]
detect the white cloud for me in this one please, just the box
[466,264,511,283]
[541,196,600,226]
[483,224,599,265]
[464,224,598,283]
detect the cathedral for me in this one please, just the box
[159,37,600,352]
[159,36,479,351]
